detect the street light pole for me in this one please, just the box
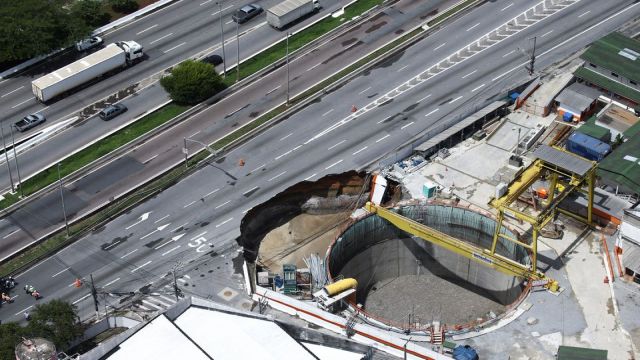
[183,137,189,169]
[236,19,240,82]
[286,32,290,105]
[218,2,227,77]
[57,163,70,237]
[0,124,15,193]
[9,125,23,197]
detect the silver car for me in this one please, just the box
[76,36,104,52]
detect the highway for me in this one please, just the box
[1,0,638,323]
[0,0,349,193]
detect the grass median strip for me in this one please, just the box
[0,104,188,210]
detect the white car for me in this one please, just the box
[76,36,104,52]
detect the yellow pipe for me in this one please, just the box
[324,278,358,296]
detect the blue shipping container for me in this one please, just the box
[566,132,611,162]
[453,345,479,360]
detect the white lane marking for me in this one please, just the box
[304,173,316,181]
[424,108,439,117]
[325,159,343,170]
[211,4,233,15]
[501,3,514,11]
[150,32,173,44]
[328,140,346,150]
[137,304,150,311]
[250,163,266,173]
[243,186,258,195]
[226,20,234,25]
[3,229,20,239]
[376,134,390,143]
[131,261,152,273]
[142,299,163,310]
[139,224,170,240]
[11,97,33,109]
[279,132,293,141]
[103,278,121,287]
[189,130,201,138]
[10,295,18,301]
[177,278,187,283]
[397,65,409,72]
[154,214,170,223]
[401,121,415,130]
[502,49,516,57]
[1,85,24,98]
[242,208,251,214]
[183,200,197,208]
[471,83,486,92]
[155,233,185,250]
[268,171,286,182]
[162,245,181,256]
[418,94,432,103]
[216,218,233,228]
[144,154,159,162]
[204,188,220,198]
[434,42,446,51]
[164,42,186,53]
[172,223,188,232]
[449,96,463,104]
[578,10,590,18]
[121,249,139,259]
[15,305,33,316]
[307,62,322,72]
[103,239,122,251]
[158,295,176,304]
[136,24,158,35]
[200,0,212,5]
[72,294,91,305]
[352,146,368,155]
[461,69,477,79]
[359,86,371,94]
[215,200,231,209]
[266,85,281,95]
[466,23,480,32]
[184,275,191,279]
[322,109,334,117]
[492,3,638,82]
[51,267,70,278]
[541,30,554,37]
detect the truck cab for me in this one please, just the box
[116,41,144,63]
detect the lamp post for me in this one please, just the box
[9,125,23,197]
[57,163,70,237]
[183,137,218,169]
[1,124,15,193]
[218,2,227,77]
[286,32,290,105]
[236,19,240,82]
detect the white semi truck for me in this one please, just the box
[266,0,320,29]
[31,41,144,103]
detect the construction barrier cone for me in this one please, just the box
[603,276,609,284]
[238,158,245,167]
[74,278,82,288]
[351,105,357,113]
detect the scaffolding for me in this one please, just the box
[489,144,596,278]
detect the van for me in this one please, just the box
[99,104,127,121]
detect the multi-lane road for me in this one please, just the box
[1,0,639,323]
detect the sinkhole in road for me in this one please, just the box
[326,204,528,328]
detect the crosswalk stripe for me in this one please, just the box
[158,295,176,303]
[142,299,163,310]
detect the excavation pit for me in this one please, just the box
[327,204,529,328]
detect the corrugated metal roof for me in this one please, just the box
[32,44,122,88]
[268,0,310,17]
[557,345,607,360]
[581,32,640,83]
[574,66,640,104]
[555,83,598,113]
[622,238,640,273]
[531,144,594,176]
[597,135,640,195]
[414,101,507,152]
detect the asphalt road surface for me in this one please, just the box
[1,0,638,323]
[0,0,349,193]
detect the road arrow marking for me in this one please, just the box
[141,223,171,240]
[155,233,186,250]
[126,212,151,229]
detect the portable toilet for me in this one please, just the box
[423,181,437,198]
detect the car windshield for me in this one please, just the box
[25,115,36,121]
[240,5,253,13]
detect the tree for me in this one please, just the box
[0,322,24,360]
[26,300,84,350]
[160,60,226,105]
[0,0,90,62]
[109,0,139,14]
[72,0,111,28]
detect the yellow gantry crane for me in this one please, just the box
[365,145,597,292]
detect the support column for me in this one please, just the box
[490,211,505,254]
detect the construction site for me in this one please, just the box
[236,30,640,360]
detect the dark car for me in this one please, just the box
[201,54,223,66]
[232,4,263,23]
[99,103,127,121]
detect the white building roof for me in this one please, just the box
[302,342,364,360]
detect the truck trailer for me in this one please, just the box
[31,41,143,103]
[266,0,320,29]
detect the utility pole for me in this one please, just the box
[57,163,70,237]
[236,19,240,82]
[527,36,537,76]
[218,2,226,77]
[286,32,290,105]
[9,125,22,197]
[183,137,189,169]
[1,124,15,193]
[90,274,99,320]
